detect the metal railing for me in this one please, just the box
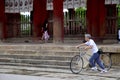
[6,14,33,38]
[105,17,117,34]
[20,14,33,37]
[48,10,86,37]
[64,10,86,36]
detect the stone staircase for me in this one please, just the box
[0,44,79,70]
[4,37,84,43]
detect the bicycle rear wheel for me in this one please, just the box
[70,55,83,74]
[100,53,112,71]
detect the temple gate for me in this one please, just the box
[0,0,119,43]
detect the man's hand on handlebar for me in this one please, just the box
[76,46,80,48]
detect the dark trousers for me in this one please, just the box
[89,52,105,69]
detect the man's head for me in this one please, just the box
[85,34,91,41]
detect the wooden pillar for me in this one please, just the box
[87,0,106,39]
[33,0,47,39]
[87,0,99,38]
[98,0,106,37]
[86,0,92,35]
[48,11,53,36]
[53,0,64,43]
[0,0,6,39]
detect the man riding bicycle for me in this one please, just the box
[76,34,107,73]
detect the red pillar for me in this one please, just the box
[87,0,106,39]
[0,0,6,39]
[87,0,99,37]
[33,0,47,39]
[53,0,64,43]
[98,0,106,37]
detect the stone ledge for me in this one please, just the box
[0,43,119,53]
[99,45,120,53]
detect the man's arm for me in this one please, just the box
[76,43,87,48]
[76,43,93,50]
[84,45,93,50]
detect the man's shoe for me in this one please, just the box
[100,69,108,73]
[91,67,98,71]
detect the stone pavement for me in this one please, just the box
[0,73,119,80]
[0,66,120,80]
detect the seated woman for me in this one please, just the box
[41,20,50,43]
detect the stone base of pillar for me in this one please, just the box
[53,39,63,43]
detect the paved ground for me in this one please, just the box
[0,67,120,80]
[0,73,119,80]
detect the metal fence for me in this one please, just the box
[48,9,86,37]
[105,5,117,35]
[106,17,117,34]
[6,13,32,38]
[20,14,32,37]
[64,10,86,36]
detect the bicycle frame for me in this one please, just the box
[78,47,86,56]
[78,47,92,68]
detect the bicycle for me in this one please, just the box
[70,47,112,74]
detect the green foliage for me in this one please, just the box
[117,5,120,28]
[20,14,30,22]
[75,7,86,13]
[20,14,31,36]
[75,7,87,28]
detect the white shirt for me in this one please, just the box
[85,39,98,54]
[119,30,120,39]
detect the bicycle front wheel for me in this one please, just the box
[70,55,83,74]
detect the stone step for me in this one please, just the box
[0,65,70,73]
[0,58,72,69]
[0,58,70,66]
[5,37,83,43]
[0,50,76,69]
[0,43,119,74]
[0,58,71,65]
[0,50,79,57]
[4,38,53,43]
[0,55,72,61]
[0,44,85,70]
[0,62,69,69]
[0,45,78,51]
[64,40,83,43]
